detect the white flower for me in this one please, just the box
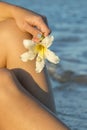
[20,35,60,73]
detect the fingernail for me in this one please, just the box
[37,34,42,39]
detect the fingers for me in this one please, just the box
[24,15,51,41]
[42,15,49,26]
[34,15,51,36]
[13,5,51,41]
[23,22,42,42]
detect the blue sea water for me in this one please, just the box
[1,0,87,129]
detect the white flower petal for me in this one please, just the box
[45,49,60,64]
[20,52,30,62]
[42,35,54,48]
[36,56,45,73]
[23,39,35,49]
[21,35,60,73]
[27,51,36,60]
[21,51,36,61]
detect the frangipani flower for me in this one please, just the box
[20,35,60,73]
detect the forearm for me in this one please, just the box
[0,2,13,21]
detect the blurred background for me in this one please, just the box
[1,0,87,129]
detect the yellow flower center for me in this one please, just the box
[35,44,46,57]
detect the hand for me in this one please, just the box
[12,6,51,41]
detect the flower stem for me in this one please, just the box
[40,35,45,42]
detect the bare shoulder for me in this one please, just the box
[0,18,32,68]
